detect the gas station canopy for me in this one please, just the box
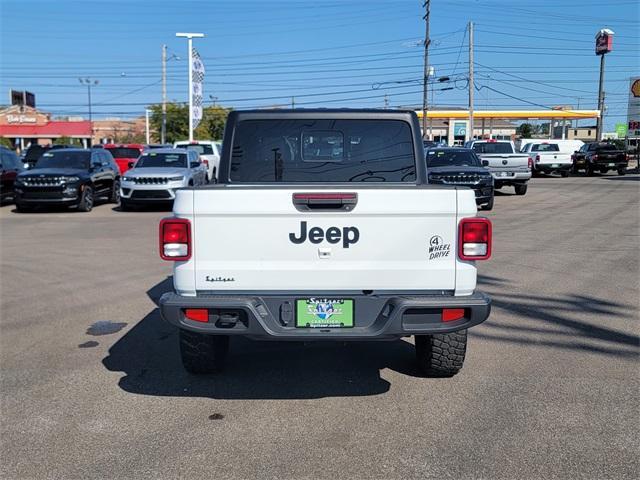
[417,110,600,120]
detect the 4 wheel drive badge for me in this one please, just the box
[430,235,444,247]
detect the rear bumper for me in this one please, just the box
[159,291,491,340]
[535,163,572,173]
[490,171,531,182]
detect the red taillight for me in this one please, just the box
[185,308,208,322]
[592,154,598,161]
[442,308,465,322]
[202,159,209,167]
[159,218,191,261]
[528,157,533,170]
[535,154,540,163]
[458,217,492,261]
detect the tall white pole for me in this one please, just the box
[145,109,150,144]
[468,21,474,143]
[187,36,193,141]
[176,32,204,142]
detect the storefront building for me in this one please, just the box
[0,105,92,150]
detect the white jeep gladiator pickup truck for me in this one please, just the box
[159,110,492,377]
[465,139,532,195]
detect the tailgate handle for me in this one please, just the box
[292,192,357,212]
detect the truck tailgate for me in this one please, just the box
[190,187,460,291]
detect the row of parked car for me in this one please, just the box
[0,140,222,212]
[422,138,631,211]
[1,135,632,214]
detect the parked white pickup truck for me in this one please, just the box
[159,110,492,378]
[520,142,572,177]
[465,139,532,195]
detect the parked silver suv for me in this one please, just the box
[120,148,207,210]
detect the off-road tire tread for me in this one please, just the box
[179,329,229,374]
[415,330,467,377]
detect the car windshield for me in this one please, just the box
[531,144,560,152]
[35,151,90,169]
[472,142,514,154]
[230,119,416,182]
[426,149,480,167]
[135,152,187,168]
[106,147,140,158]
[176,144,214,155]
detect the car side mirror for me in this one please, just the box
[190,161,200,168]
[481,160,489,167]
[128,161,135,168]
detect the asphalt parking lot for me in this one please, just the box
[1,173,638,479]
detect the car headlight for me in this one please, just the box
[122,176,134,182]
[168,176,184,182]
[62,176,80,182]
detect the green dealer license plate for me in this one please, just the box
[296,298,354,328]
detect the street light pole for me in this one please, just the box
[79,78,98,143]
[176,32,204,142]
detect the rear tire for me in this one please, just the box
[514,183,528,195]
[585,164,595,176]
[179,329,229,374]
[77,186,94,212]
[618,168,626,176]
[415,331,467,377]
[560,170,569,178]
[599,168,608,174]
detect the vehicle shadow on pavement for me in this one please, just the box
[475,274,639,358]
[600,176,640,182]
[102,277,422,400]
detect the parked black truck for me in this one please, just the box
[571,142,628,176]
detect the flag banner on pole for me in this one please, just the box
[191,47,205,130]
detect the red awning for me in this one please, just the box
[0,121,92,138]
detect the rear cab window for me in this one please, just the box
[471,142,514,154]
[531,144,560,152]
[176,144,214,155]
[229,119,416,183]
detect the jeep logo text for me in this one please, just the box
[289,221,359,248]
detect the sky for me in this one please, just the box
[1,0,638,131]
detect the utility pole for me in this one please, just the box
[384,93,389,109]
[468,21,474,143]
[161,44,167,144]
[291,97,295,109]
[176,32,205,141]
[421,0,431,139]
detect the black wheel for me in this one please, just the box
[560,170,570,178]
[15,202,33,213]
[120,199,134,211]
[599,168,608,174]
[572,163,580,174]
[514,183,528,195]
[618,168,626,176]
[585,164,595,176]
[110,179,121,204]
[415,331,467,377]
[78,185,94,212]
[179,329,229,374]
[480,197,494,211]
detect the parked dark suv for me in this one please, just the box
[14,148,120,212]
[1,146,24,203]
[426,147,495,210]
